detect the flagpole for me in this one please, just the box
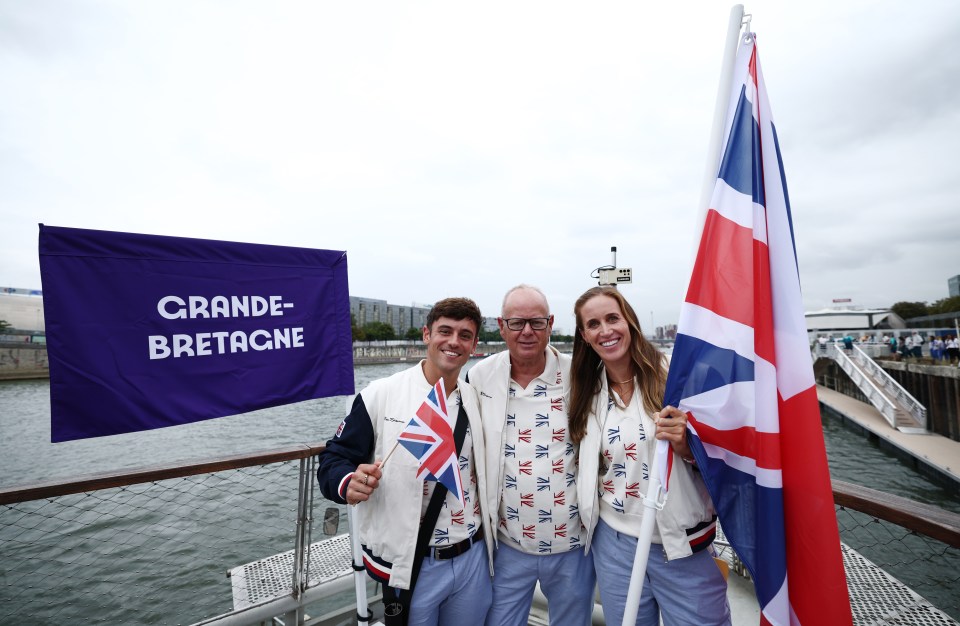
[622,8,747,624]
[690,4,746,260]
[621,440,668,625]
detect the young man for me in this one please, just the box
[467,285,595,626]
[316,297,494,626]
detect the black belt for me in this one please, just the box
[422,527,483,561]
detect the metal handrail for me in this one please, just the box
[850,344,927,427]
[3,445,958,549]
[829,345,899,428]
[0,442,327,505]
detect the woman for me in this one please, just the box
[569,286,730,625]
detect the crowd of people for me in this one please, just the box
[316,285,729,626]
[815,331,960,364]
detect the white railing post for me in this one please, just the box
[285,456,315,625]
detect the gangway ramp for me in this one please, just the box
[814,343,927,433]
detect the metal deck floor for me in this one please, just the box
[228,532,958,624]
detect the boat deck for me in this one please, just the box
[223,530,958,626]
[818,385,960,490]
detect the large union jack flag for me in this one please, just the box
[664,34,852,625]
[396,378,465,504]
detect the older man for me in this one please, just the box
[467,285,595,626]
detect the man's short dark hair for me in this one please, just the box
[426,297,483,335]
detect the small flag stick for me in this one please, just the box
[378,441,401,470]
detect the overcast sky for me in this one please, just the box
[2,1,958,334]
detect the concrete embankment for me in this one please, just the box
[0,343,48,380]
[352,341,576,364]
[0,341,567,377]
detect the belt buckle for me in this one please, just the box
[429,529,480,561]
[433,538,464,561]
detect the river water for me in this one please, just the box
[1,361,958,623]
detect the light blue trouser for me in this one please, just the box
[591,518,731,626]
[407,538,492,626]
[484,541,596,626]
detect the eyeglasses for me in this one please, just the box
[502,317,550,331]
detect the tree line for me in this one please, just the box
[890,296,960,325]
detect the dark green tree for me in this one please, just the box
[404,327,422,340]
[361,322,396,341]
[479,328,503,342]
[0,320,11,332]
[890,301,928,321]
[351,315,365,341]
[929,296,960,315]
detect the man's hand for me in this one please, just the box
[346,460,383,505]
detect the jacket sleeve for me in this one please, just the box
[316,393,376,504]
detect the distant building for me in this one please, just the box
[480,317,498,333]
[386,304,413,335]
[349,296,388,327]
[0,289,45,332]
[949,275,960,297]
[805,307,905,336]
[349,296,443,337]
[410,305,432,332]
[653,324,677,340]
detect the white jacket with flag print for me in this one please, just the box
[466,345,580,551]
[316,362,495,590]
[577,368,718,561]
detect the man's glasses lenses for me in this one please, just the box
[504,318,549,331]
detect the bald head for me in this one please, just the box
[499,285,553,366]
[501,284,549,318]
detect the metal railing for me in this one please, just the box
[0,444,339,625]
[1,446,958,624]
[849,344,928,427]
[828,344,901,428]
[815,343,927,430]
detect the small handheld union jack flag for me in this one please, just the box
[396,378,465,504]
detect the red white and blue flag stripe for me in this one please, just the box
[397,378,465,504]
[664,35,852,625]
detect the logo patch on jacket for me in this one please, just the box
[335,418,346,438]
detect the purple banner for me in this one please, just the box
[39,224,354,442]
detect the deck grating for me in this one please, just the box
[228,532,958,624]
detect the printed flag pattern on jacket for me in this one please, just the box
[664,35,852,625]
[397,378,465,504]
